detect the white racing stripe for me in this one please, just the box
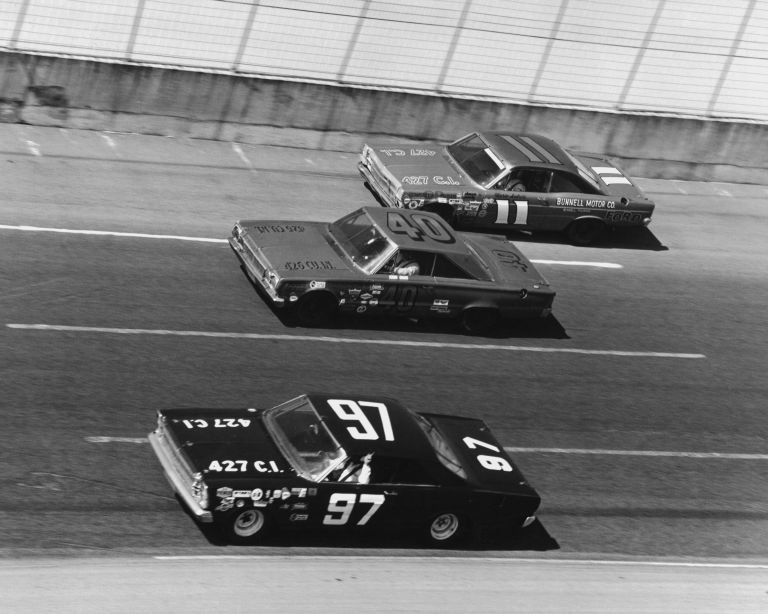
[6,323,706,358]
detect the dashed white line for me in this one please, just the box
[82,436,765,461]
[25,140,41,156]
[503,447,768,460]
[231,142,252,168]
[0,226,625,269]
[0,225,226,243]
[6,323,706,359]
[531,260,622,269]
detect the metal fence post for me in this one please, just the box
[337,0,371,83]
[617,0,666,110]
[435,0,472,92]
[707,0,756,117]
[8,0,31,50]
[126,0,147,61]
[232,0,261,72]
[529,0,569,102]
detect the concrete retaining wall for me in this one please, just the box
[1,52,767,184]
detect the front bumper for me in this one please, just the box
[148,430,213,523]
[228,236,285,306]
[358,158,401,208]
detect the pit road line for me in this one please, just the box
[6,324,706,359]
[0,225,622,268]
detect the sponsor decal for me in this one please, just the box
[360,293,372,300]
[356,305,367,313]
[252,224,305,233]
[215,499,234,512]
[402,176,428,185]
[348,288,361,296]
[309,280,326,289]
[380,148,406,157]
[556,197,615,209]
[308,488,318,496]
[251,488,264,501]
[216,487,233,499]
[232,490,252,498]
[289,513,309,522]
[410,149,436,156]
[291,502,308,510]
[291,487,308,498]
[285,260,335,271]
[433,176,461,186]
[282,490,291,500]
[430,298,450,313]
[368,298,378,306]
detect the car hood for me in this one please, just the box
[363,144,472,191]
[235,220,354,277]
[158,408,294,479]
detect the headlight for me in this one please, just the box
[191,473,208,509]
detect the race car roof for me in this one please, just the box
[355,206,472,257]
[307,393,437,461]
[478,132,579,172]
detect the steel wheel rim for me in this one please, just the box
[430,513,460,541]
[233,510,265,537]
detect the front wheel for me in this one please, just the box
[226,509,270,544]
[566,218,605,246]
[295,291,337,326]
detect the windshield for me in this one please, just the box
[414,414,467,479]
[447,134,506,187]
[329,210,397,274]
[263,397,347,481]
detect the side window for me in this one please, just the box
[432,254,474,280]
[550,170,601,194]
[499,169,552,193]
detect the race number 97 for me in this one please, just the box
[462,436,513,472]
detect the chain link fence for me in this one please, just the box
[2,0,766,122]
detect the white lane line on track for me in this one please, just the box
[0,226,620,268]
[231,143,252,168]
[25,140,41,156]
[154,555,768,568]
[6,324,706,359]
[0,225,226,243]
[82,435,768,461]
[530,260,622,268]
[503,447,768,460]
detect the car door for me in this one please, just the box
[488,167,554,231]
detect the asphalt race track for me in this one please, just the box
[1,125,767,612]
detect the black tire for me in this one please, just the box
[460,307,499,335]
[426,512,468,546]
[566,218,605,246]
[227,508,269,544]
[295,292,337,326]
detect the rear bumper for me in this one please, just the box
[148,431,213,523]
[228,237,285,306]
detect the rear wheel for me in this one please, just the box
[227,509,269,544]
[460,307,499,335]
[295,292,337,326]
[566,218,605,246]
[426,512,468,546]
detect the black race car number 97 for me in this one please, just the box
[387,211,454,244]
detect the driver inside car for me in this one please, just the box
[334,452,374,484]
